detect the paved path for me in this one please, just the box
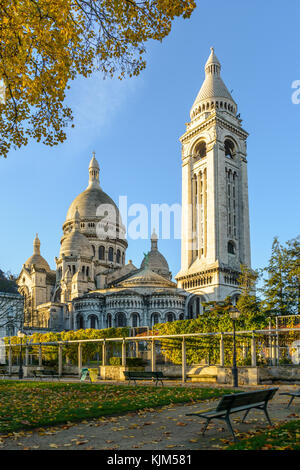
[0,383,299,450]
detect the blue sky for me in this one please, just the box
[0,0,299,284]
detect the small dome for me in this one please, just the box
[140,251,170,278]
[140,230,171,280]
[119,266,175,288]
[24,234,51,272]
[60,230,93,258]
[25,254,51,272]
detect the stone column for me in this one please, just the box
[58,343,63,376]
[251,332,256,367]
[203,168,207,257]
[78,343,82,377]
[219,333,224,367]
[182,338,186,383]
[122,340,126,367]
[151,339,156,372]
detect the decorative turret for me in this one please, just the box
[88,152,100,188]
[151,228,158,251]
[24,234,51,272]
[33,233,41,255]
[190,47,237,121]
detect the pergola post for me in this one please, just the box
[78,343,82,377]
[38,343,42,367]
[251,332,256,367]
[58,343,63,376]
[8,341,12,376]
[151,339,156,372]
[25,345,29,367]
[182,337,186,383]
[219,333,224,367]
[102,340,107,366]
[122,339,126,367]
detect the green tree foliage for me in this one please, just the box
[5,326,129,364]
[236,265,267,329]
[154,295,266,366]
[261,236,300,316]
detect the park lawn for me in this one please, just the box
[0,380,230,434]
[226,419,300,450]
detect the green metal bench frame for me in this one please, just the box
[186,388,278,441]
[279,389,300,408]
[123,371,166,386]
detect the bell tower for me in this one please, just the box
[176,48,251,302]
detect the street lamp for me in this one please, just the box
[229,306,240,388]
[17,331,26,380]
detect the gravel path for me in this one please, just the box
[0,383,299,451]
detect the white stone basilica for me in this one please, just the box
[17,48,251,332]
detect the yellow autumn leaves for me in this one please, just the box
[0,0,196,158]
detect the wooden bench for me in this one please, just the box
[187,374,217,383]
[279,388,300,408]
[186,387,278,441]
[123,371,166,386]
[32,370,60,381]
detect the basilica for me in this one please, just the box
[17,48,251,333]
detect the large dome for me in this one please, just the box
[63,155,123,239]
[66,187,119,221]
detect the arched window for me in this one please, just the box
[108,247,114,262]
[107,314,112,328]
[194,141,206,159]
[151,313,159,326]
[90,315,98,329]
[116,249,121,264]
[225,139,235,158]
[116,312,126,327]
[228,241,235,254]
[76,314,84,330]
[99,246,105,260]
[166,312,174,322]
[179,313,184,320]
[131,313,139,328]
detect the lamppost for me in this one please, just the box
[17,331,26,380]
[229,306,240,388]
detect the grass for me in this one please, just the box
[226,419,300,450]
[0,380,231,434]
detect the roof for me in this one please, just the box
[118,266,176,289]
